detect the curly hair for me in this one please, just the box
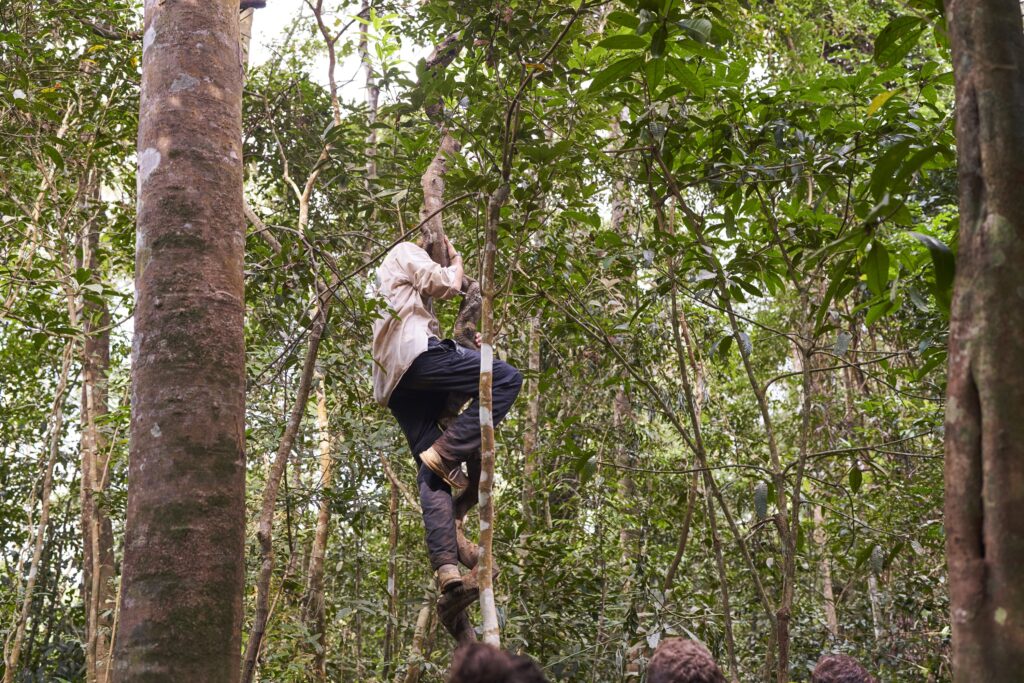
[647,638,726,683]
[811,654,876,683]
[448,643,548,683]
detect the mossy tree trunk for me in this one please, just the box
[112,2,246,680]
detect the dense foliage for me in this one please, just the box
[1,0,957,680]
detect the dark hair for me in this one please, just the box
[448,643,548,683]
[647,638,726,683]
[811,654,876,683]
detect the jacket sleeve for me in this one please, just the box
[403,244,462,300]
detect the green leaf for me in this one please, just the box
[814,251,857,333]
[863,240,890,295]
[855,543,874,570]
[42,143,63,170]
[677,18,712,44]
[874,16,926,67]
[665,57,704,97]
[870,140,913,200]
[865,298,895,325]
[894,145,944,188]
[605,11,639,30]
[646,58,665,90]
[650,25,668,58]
[714,334,733,361]
[910,231,955,314]
[849,465,863,493]
[597,34,648,50]
[588,56,643,93]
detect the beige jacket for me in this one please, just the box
[371,242,462,406]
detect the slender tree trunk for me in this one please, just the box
[80,213,115,683]
[354,535,365,678]
[477,186,508,647]
[663,473,699,594]
[867,574,885,642]
[813,506,839,639]
[4,346,73,682]
[944,1,1024,679]
[302,370,333,682]
[705,482,740,682]
[399,594,436,683]
[520,313,542,531]
[384,481,400,679]
[358,0,379,186]
[613,383,637,547]
[112,4,246,680]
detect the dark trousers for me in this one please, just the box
[389,338,523,569]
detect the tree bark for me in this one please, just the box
[867,573,885,642]
[613,383,637,547]
[705,482,740,682]
[80,211,115,683]
[813,506,839,639]
[520,313,542,531]
[302,370,333,682]
[384,480,400,679]
[663,473,699,594]
[112,3,246,680]
[476,186,509,647]
[944,1,1024,679]
[358,0,379,186]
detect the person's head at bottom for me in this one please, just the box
[811,654,875,683]
[448,642,548,683]
[647,638,726,683]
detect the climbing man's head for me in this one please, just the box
[811,654,875,683]
[448,643,548,683]
[647,638,726,683]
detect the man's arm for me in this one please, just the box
[405,240,463,300]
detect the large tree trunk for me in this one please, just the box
[112,2,246,680]
[944,1,1024,679]
[80,214,116,683]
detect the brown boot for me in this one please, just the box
[420,447,469,490]
[436,563,463,593]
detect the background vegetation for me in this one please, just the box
[1,0,957,679]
